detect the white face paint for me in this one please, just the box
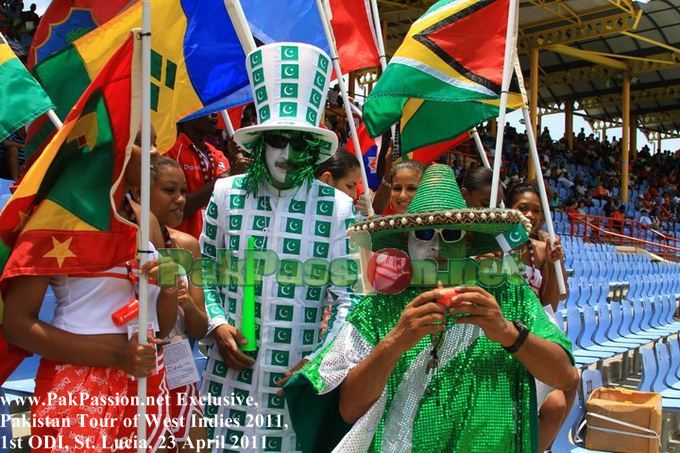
[265,143,290,186]
[408,232,440,261]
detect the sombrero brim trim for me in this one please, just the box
[233,123,338,164]
[347,208,532,237]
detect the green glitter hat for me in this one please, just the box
[348,164,532,254]
[233,42,338,164]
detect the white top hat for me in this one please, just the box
[233,42,338,163]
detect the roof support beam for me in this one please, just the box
[545,44,628,70]
[540,50,680,87]
[577,84,680,110]
[518,10,637,52]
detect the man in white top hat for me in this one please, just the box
[199,42,360,451]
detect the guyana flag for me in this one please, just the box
[0,33,138,280]
[363,0,523,157]
[0,37,54,142]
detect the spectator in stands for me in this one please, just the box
[166,115,230,239]
[459,166,500,208]
[593,182,609,200]
[612,206,626,233]
[20,2,37,32]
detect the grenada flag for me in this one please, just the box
[0,34,138,280]
[0,33,139,384]
[363,0,522,155]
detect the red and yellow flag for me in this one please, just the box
[0,34,138,281]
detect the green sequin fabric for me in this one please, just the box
[286,281,574,453]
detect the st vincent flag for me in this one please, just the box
[241,0,380,74]
[346,123,381,190]
[0,39,54,142]
[27,0,134,69]
[362,0,523,156]
[0,34,138,280]
[0,34,138,384]
[29,0,251,156]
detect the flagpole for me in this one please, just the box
[224,0,256,53]
[470,128,490,169]
[46,110,63,129]
[512,56,567,296]
[369,0,387,71]
[316,0,375,217]
[137,1,151,451]
[489,0,519,208]
[220,110,235,136]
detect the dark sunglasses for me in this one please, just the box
[413,228,466,244]
[264,133,306,150]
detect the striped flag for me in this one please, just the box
[346,123,382,190]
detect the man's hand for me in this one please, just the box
[214,324,255,370]
[384,289,446,355]
[449,286,518,347]
[276,358,309,394]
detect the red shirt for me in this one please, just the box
[166,133,230,239]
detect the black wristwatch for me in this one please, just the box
[502,320,529,354]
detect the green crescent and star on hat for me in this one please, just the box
[348,164,532,255]
[233,42,338,165]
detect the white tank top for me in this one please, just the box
[50,246,161,335]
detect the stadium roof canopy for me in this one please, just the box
[376,0,680,139]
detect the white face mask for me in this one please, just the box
[408,232,440,261]
[265,143,290,187]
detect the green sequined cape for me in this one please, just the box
[284,281,574,452]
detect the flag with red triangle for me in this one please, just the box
[362,0,522,157]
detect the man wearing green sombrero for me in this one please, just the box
[199,42,360,451]
[284,164,577,452]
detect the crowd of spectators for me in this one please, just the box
[1,0,39,61]
[472,123,680,237]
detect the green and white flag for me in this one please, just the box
[496,223,529,253]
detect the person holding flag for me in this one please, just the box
[284,165,578,452]
[0,35,180,452]
[199,42,360,452]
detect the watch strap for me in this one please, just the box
[502,320,529,353]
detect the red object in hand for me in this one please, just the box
[111,298,139,326]
[436,288,459,307]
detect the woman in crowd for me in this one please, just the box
[139,154,209,451]
[2,143,180,452]
[314,151,362,201]
[505,181,571,452]
[460,169,571,452]
[371,160,426,215]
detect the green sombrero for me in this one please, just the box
[348,164,532,254]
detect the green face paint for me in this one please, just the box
[242,131,322,195]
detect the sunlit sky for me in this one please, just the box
[28,0,680,153]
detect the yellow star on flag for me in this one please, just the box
[43,236,76,268]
